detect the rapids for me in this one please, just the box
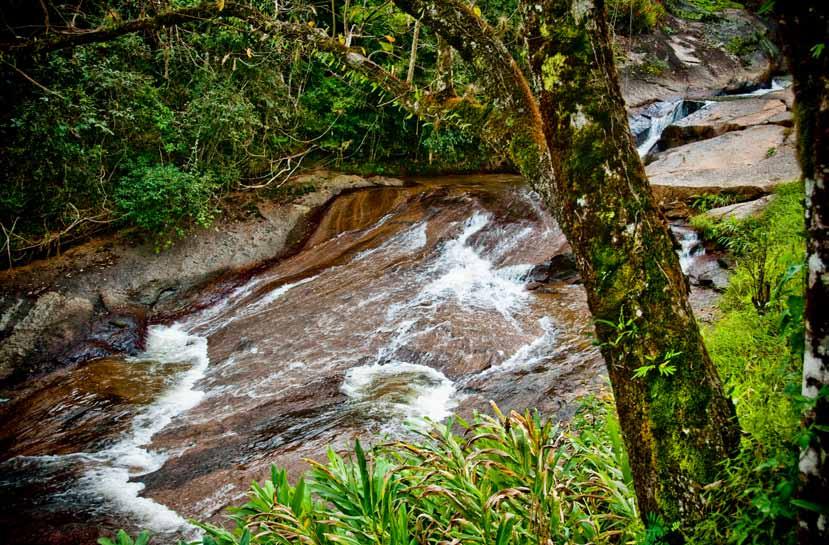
[1,176,650,543]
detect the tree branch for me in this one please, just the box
[1,1,541,182]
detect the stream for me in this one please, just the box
[0,85,738,542]
[1,178,608,544]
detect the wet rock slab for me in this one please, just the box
[704,195,777,222]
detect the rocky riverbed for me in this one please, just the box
[0,7,803,541]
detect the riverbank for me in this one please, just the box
[0,173,406,386]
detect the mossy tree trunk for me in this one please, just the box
[521,0,739,527]
[434,36,455,98]
[391,0,740,529]
[774,2,829,542]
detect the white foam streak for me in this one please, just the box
[675,227,704,275]
[637,101,684,157]
[354,221,428,261]
[81,324,209,533]
[423,213,530,319]
[197,275,317,335]
[473,317,557,379]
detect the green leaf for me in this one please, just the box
[791,498,829,514]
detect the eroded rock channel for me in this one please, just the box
[0,75,802,544]
[1,177,607,544]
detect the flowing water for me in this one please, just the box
[0,176,608,544]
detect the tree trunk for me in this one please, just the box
[522,0,740,527]
[390,0,739,528]
[774,2,829,542]
[434,35,455,97]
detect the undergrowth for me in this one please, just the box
[687,182,805,544]
[186,400,640,545]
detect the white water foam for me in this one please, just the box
[339,212,543,429]
[737,76,789,97]
[195,275,318,335]
[637,101,684,157]
[341,361,458,425]
[79,324,210,534]
[675,227,704,275]
[468,317,558,380]
[422,213,532,319]
[354,221,428,261]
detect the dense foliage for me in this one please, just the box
[195,400,641,545]
[0,0,490,261]
[687,183,806,545]
[0,0,759,264]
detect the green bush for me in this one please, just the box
[607,0,667,35]
[181,399,641,545]
[115,163,216,249]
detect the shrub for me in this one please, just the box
[185,399,642,545]
[687,182,805,544]
[607,0,667,35]
[114,163,216,249]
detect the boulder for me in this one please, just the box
[684,254,730,291]
[525,253,580,286]
[647,125,801,205]
[704,195,777,222]
[620,10,773,108]
[659,98,790,149]
[0,292,95,381]
[765,86,795,109]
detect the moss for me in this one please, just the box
[541,53,567,90]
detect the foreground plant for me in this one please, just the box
[184,400,640,545]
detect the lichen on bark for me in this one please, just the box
[773,1,829,541]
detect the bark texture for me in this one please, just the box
[407,19,421,83]
[393,0,740,527]
[434,36,455,97]
[523,0,739,525]
[775,2,829,542]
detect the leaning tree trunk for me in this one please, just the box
[392,0,739,529]
[522,0,740,528]
[774,2,829,542]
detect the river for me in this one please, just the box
[1,176,611,544]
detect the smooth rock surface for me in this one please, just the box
[620,10,773,107]
[704,195,777,221]
[647,124,800,193]
[659,98,789,149]
[0,172,406,386]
